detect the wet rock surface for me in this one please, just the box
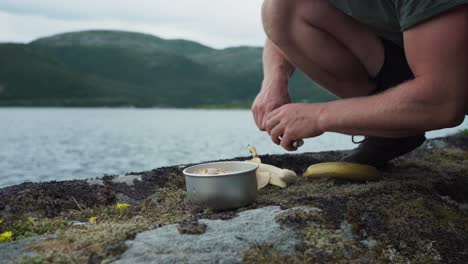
[0,135,467,263]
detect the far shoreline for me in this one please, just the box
[0,105,252,110]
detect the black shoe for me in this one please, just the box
[341,134,426,168]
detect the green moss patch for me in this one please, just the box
[26,186,197,263]
[177,221,208,235]
[1,217,69,242]
[243,244,291,263]
[245,209,365,263]
[2,136,468,263]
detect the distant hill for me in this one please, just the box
[0,30,335,107]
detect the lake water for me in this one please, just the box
[0,108,467,188]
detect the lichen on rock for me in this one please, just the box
[0,135,467,263]
[176,221,207,235]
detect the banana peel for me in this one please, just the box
[246,145,297,189]
[247,145,258,158]
[262,163,297,188]
[303,162,381,181]
[256,171,270,189]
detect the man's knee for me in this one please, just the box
[262,0,297,42]
[262,0,326,44]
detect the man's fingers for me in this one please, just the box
[280,132,298,151]
[267,107,281,119]
[261,107,272,131]
[254,106,267,131]
[258,111,266,131]
[252,108,259,128]
[270,124,284,145]
[265,109,282,133]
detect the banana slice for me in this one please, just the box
[293,139,304,148]
[278,137,304,149]
[303,162,380,181]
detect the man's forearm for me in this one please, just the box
[263,38,295,85]
[318,77,465,137]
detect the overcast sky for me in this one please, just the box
[0,0,265,48]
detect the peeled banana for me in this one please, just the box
[262,163,297,188]
[256,171,270,189]
[303,162,380,181]
[246,145,297,189]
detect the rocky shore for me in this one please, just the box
[0,135,467,263]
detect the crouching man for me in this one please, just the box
[252,0,467,167]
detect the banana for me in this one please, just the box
[247,145,258,158]
[246,145,266,189]
[249,157,262,164]
[256,171,270,189]
[247,145,261,164]
[278,137,304,149]
[263,164,297,188]
[303,162,380,181]
[246,145,297,189]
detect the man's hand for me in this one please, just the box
[253,38,295,131]
[265,103,325,151]
[252,78,292,131]
[315,6,468,138]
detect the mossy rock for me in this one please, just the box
[1,135,467,263]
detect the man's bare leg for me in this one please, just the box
[262,0,384,98]
[260,0,426,167]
